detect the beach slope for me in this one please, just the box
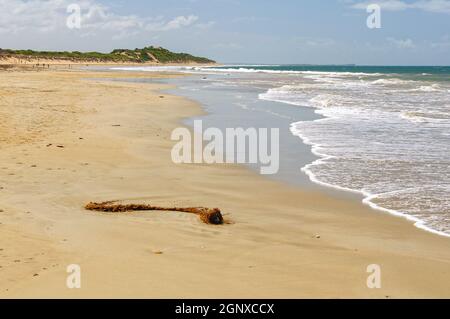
[0,69,449,298]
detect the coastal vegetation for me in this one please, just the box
[0,46,215,64]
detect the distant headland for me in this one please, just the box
[0,46,216,65]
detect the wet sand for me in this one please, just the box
[0,68,449,298]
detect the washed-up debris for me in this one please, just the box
[85,201,224,225]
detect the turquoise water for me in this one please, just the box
[212,64,450,79]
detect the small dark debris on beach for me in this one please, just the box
[85,201,225,225]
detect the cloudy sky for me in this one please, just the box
[0,0,449,65]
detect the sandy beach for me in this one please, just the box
[0,67,449,298]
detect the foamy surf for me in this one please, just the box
[256,65,450,237]
[291,122,450,238]
[117,64,450,237]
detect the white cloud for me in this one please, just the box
[0,0,200,36]
[157,15,198,31]
[351,0,450,14]
[387,37,416,48]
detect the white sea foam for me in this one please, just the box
[372,78,412,85]
[411,84,443,92]
[261,73,450,237]
[112,65,386,79]
[290,121,450,238]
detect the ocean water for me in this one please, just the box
[113,64,450,237]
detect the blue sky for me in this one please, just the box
[1,0,449,65]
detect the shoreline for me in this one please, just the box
[291,111,450,239]
[286,100,450,239]
[254,69,450,238]
[1,68,449,298]
[159,69,450,238]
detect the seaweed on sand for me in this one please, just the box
[85,201,224,225]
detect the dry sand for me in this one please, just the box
[0,68,449,298]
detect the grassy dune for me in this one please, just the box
[0,46,215,64]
